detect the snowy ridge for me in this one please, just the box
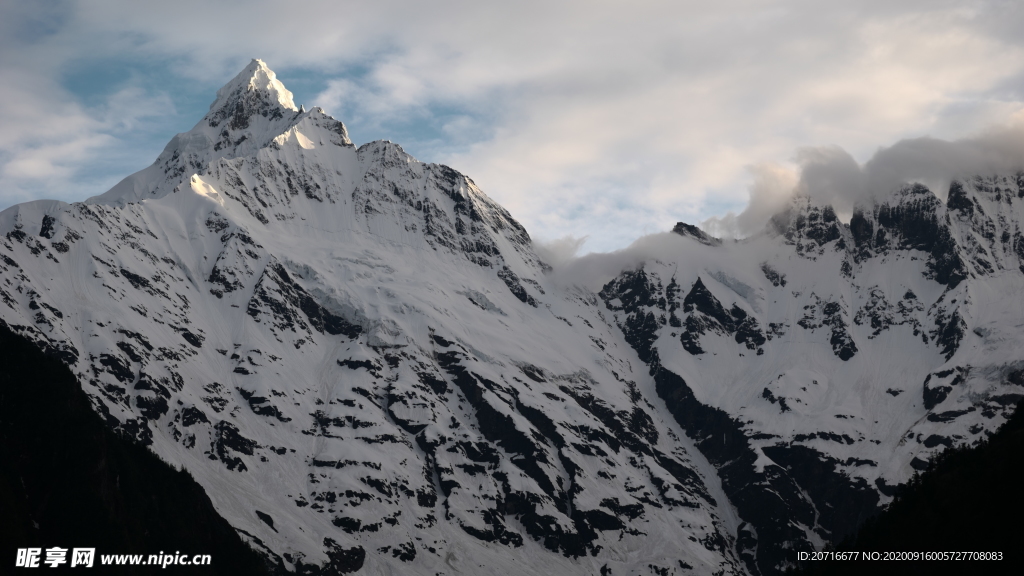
[0,63,743,576]
[1,61,1023,576]
[596,177,1024,572]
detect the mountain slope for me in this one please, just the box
[1,60,1021,576]
[0,60,744,576]
[791,398,1024,575]
[595,182,1024,573]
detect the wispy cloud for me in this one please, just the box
[0,68,176,206]
[2,1,1024,251]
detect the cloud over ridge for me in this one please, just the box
[703,117,1024,238]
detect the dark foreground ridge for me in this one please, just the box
[0,324,276,575]
[789,398,1024,576]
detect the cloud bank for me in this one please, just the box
[703,117,1024,238]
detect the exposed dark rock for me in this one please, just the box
[761,445,879,541]
[255,510,278,532]
[181,329,204,348]
[318,538,366,574]
[927,409,973,423]
[773,198,844,257]
[664,278,766,355]
[654,365,820,576]
[672,222,722,246]
[922,434,952,448]
[119,268,151,290]
[601,266,881,575]
[181,405,210,427]
[762,388,790,413]
[237,387,291,422]
[497,266,538,307]
[682,278,732,325]
[338,358,381,376]
[135,393,169,420]
[852,185,967,287]
[922,369,964,411]
[945,180,973,215]
[98,352,134,383]
[39,215,56,239]
[247,263,361,338]
[600,270,664,361]
[213,421,257,471]
[931,306,966,361]
[760,263,787,287]
[436,350,555,496]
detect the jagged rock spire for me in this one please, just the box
[205,59,298,130]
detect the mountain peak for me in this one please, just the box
[209,58,297,115]
[87,59,318,206]
[672,221,722,246]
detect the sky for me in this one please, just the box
[2,1,1024,253]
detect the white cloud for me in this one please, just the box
[702,162,799,238]
[534,235,589,269]
[2,1,1024,251]
[0,67,176,206]
[702,117,1024,238]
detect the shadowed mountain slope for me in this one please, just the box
[789,399,1024,575]
[0,324,277,575]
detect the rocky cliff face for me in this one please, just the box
[1,60,1022,576]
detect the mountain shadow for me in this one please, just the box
[789,398,1024,576]
[0,324,274,575]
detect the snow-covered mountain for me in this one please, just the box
[1,60,1022,576]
